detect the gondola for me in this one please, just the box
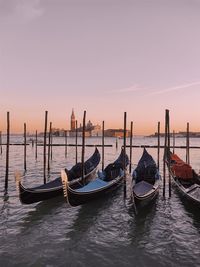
[132,148,160,207]
[169,152,200,207]
[15,148,100,204]
[61,149,129,207]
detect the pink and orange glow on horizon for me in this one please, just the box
[1,109,200,136]
[1,1,200,135]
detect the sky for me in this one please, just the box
[1,0,200,134]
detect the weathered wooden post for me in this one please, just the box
[50,129,53,160]
[167,111,171,198]
[157,122,160,170]
[0,131,2,154]
[43,111,48,184]
[123,112,127,198]
[35,130,38,160]
[75,120,78,164]
[186,122,190,165]
[163,111,167,197]
[31,136,34,147]
[4,112,10,196]
[65,130,68,158]
[48,122,52,172]
[173,130,175,154]
[81,111,86,181]
[24,123,27,171]
[116,137,118,149]
[102,120,105,171]
[129,121,133,174]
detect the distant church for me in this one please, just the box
[69,109,101,137]
[71,109,76,131]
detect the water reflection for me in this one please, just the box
[1,137,200,266]
[67,188,123,244]
[179,199,200,233]
[171,184,200,232]
[0,199,10,235]
[19,196,65,230]
[127,197,158,243]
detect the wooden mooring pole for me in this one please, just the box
[116,137,118,149]
[65,130,68,158]
[157,122,160,170]
[173,130,175,154]
[43,111,48,184]
[0,131,2,154]
[123,112,127,198]
[50,130,53,160]
[81,111,86,180]
[102,120,105,171]
[167,111,171,198]
[35,130,38,160]
[129,121,133,174]
[75,120,78,164]
[186,122,190,165]
[163,111,168,198]
[48,122,52,172]
[24,123,27,171]
[163,109,171,197]
[4,112,10,196]
[31,138,34,148]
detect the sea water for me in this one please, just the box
[0,136,200,267]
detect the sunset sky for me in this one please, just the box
[1,0,200,134]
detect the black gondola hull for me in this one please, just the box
[18,169,97,204]
[171,174,200,208]
[62,148,129,207]
[18,185,63,204]
[133,187,159,207]
[168,152,200,209]
[132,148,160,208]
[67,176,123,207]
[17,148,100,204]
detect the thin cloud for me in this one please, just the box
[148,81,200,96]
[109,84,142,93]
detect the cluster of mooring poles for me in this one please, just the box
[0,109,194,200]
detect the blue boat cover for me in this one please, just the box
[133,148,158,184]
[66,147,100,181]
[29,148,100,190]
[133,180,154,196]
[103,148,129,181]
[73,149,128,193]
[76,178,108,192]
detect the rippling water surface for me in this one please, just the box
[0,136,200,266]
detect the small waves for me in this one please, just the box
[0,137,200,266]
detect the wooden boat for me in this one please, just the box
[15,148,100,204]
[61,149,129,207]
[169,153,200,207]
[132,148,160,207]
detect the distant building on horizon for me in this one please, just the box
[38,110,131,138]
[69,109,102,137]
[71,108,75,131]
[149,131,200,138]
[105,129,131,138]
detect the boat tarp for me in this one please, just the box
[134,148,157,183]
[65,148,100,181]
[133,181,154,196]
[75,178,108,192]
[170,154,193,180]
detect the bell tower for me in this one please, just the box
[71,109,75,130]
